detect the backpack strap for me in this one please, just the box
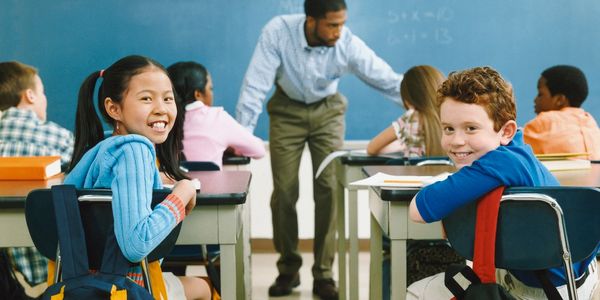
[51,185,90,279]
[98,226,131,276]
[472,186,505,283]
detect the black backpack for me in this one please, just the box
[0,249,33,300]
[39,185,153,300]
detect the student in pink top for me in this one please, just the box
[523,65,600,160]
[167,61,265,169]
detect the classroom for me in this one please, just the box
[1,0,600,299]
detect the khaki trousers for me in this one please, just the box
[267,87,347,279]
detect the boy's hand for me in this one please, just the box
[171,179,197,215]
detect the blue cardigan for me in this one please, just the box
[64,135,184,263]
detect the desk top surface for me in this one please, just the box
[363,164,600,202]
[0,170,251,207]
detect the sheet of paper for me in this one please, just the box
[349,172,452,188]
[163,178,202,190]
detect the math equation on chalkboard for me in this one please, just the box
[386,7,454,45]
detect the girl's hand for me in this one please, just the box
[171,179,197,215]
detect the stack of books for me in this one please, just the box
[536,153,591,172]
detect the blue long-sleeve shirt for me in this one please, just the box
[64,135,185,263]
[416,130,598,287]
[236,14,403,131]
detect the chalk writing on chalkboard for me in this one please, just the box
[386,7,454,45]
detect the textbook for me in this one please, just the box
[535,152,589,161]
[541,159,591,172]
[350,172,452,188]
[0,156,62,180]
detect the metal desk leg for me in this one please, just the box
[337,179,347,300]
[348,188,359,300]
[220,243,237,300]
[390,239,407,300]
[242,201,252,299]
[369,213,383,300]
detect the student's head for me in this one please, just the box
[400,65,446,156]
[0,61,47,121]
[71,55,187,180]
[167,61,213,107]
[534,65,588,114]
[304,0,347,47]
[437,66,517,169]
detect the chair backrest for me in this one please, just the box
[443,186,600,270]
[384,156,452,166]
[180,160,220,171]
[25,188,181,270]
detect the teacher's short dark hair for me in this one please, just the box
[305,0,346,19]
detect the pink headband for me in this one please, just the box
[99,69,105,78]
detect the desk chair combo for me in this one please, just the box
[443,186,600,300]
[164,160,221,294]
[25,185,181,297]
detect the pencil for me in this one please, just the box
[383,179,422,184]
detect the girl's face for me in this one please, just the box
[106,69,177,144]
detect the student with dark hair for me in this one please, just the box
[0,61,74,296]
[168,61,264,169]
[523,65,600,159]
[65,55,211,300]
[235,0,403,298]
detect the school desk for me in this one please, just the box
[222,155,252,300]
[362,164,600,300]
[0,170,252,300]
[334,153,400,300]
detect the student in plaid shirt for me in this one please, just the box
[0,61,74,292]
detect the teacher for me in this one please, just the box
[236,0,402,298]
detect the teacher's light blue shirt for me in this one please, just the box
[236,14,403,131]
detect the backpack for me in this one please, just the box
[406,239,465,286]
[444,186,517,300]
[39,185,154,300]
[0,249,33,300]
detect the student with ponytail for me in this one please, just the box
[65,55,211,300]
[367,65,446,157]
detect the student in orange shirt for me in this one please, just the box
[523,65,600,159]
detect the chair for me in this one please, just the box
[384,156,452,166]
[443,187,600,300]
[25,187,181,293]
[180,160,220,172]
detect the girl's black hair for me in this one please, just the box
[167,61,209,107]
[69,54,188,181]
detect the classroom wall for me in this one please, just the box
[248,141,371,239]
[2,0,600,140]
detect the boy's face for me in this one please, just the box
[534,76,562,114]
[440,97,510,169]
[31,75,47,121]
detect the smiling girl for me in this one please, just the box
[65,55,210,300]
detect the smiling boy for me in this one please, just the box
[407,67,599,299]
